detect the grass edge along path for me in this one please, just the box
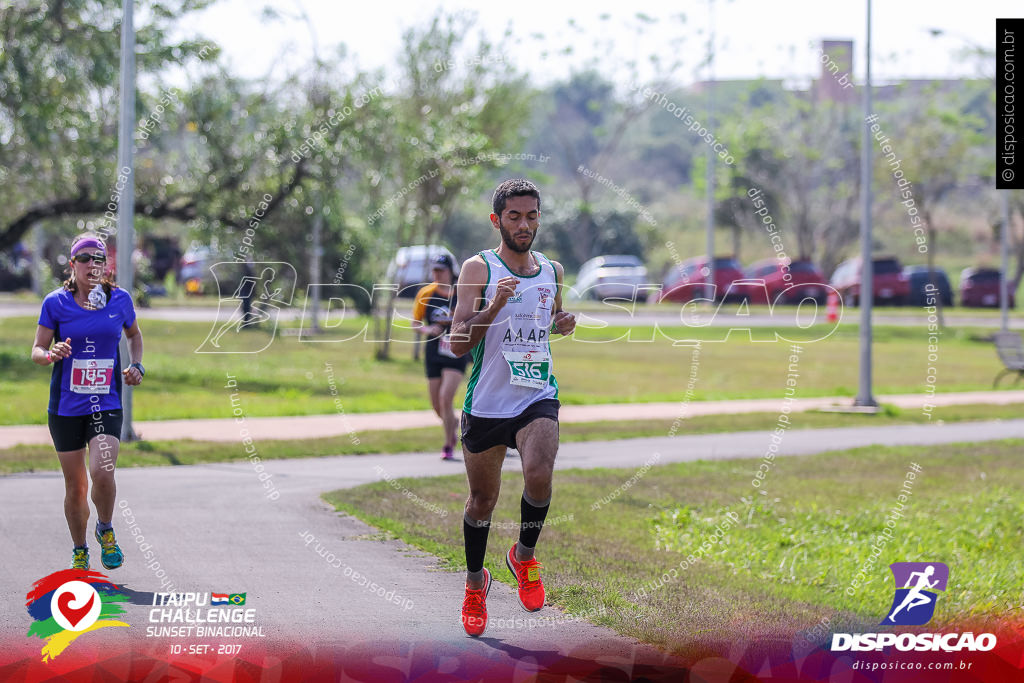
[2,402,1024,474]
[0,316,1011,424]
[324,438,1023,656]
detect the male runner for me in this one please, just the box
[448,179,576,637]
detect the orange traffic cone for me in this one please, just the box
[826,290,839,323]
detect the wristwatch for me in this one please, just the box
[130,362,145,377]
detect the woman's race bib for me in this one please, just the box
[70,358,114,394]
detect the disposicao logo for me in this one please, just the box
[831,562,996,653]
[883,562,948,626]
[25,570,130,661]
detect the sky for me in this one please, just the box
[183,0,1009,88]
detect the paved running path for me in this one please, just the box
[1,420,1021,675]
[2,390,1023,447]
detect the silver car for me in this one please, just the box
[573,254,651,301]
[386,245,459,298]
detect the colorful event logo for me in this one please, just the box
[25,570,130,662]
[882,562,949,626]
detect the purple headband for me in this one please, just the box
[70,238,106,257]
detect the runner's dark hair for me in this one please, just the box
[492,179,541,216]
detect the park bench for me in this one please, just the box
[993,331,1024,387]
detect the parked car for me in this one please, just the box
[180,244,242,296]
[741,259,827,305]
[830,256,909,306]
[0,242,32,291]
[959,267,1016,308]
[146,236,182,281]
[386,245,458,298]
[659,256,745,303]
[180,246,212,294]
[903,266,953,307]
[574,254,651,301]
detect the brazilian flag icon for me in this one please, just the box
[228,593,246,605]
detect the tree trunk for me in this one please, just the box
[375,195,418,361]
[375,287,397,361]
[1012,200,1024,295]
[924,210,944,328]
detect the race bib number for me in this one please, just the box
[70,359,114,394]
[502,351,551,389]
[438,333,457,359]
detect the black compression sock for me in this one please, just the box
[519,492,550,551]
[464,513,491,574]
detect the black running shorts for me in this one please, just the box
[460,399,560,453]
[425,351,469,379]
[48,410,123,452]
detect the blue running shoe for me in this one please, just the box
[95,528,124,569]
[70,546,90,570]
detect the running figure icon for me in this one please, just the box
[209,267,284,348]
[887,565,938,622]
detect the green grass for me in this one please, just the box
[326,439,1024,654]
[0,311,1010,424]
[3,402,1022,475]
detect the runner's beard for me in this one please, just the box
[499,220,536,253]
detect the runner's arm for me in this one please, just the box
[31,325,68,365]
[449,256,515,357]
[549,260,576,336]
[125,319,143,365]
[123,320,144,385]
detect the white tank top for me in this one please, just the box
[462,249,559,418]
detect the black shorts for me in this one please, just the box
[425,353,468,379]
[460,399,560,453]
[48,410,123,452]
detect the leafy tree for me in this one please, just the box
[714,93,861,275]
[368,10,533,358]
[0,0,215,250]
[532,70,662,267]
[872,81,988,320]
[530,13,687,267]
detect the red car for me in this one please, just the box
[742,259,827,305]
[659,256,745,303]
[830,256,909,306]
[959,267,1016,308]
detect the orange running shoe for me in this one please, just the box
[461,568,491,637]
[506,543,545,612]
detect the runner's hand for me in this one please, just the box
[49,338,72,361]
[492,276,520,308]
[123,366,143,386]
[552,310,575,336]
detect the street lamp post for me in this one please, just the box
[855,0,877,408]
[1002,192,1011,331]
[116,0,137,440]
[705,0,715,301]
